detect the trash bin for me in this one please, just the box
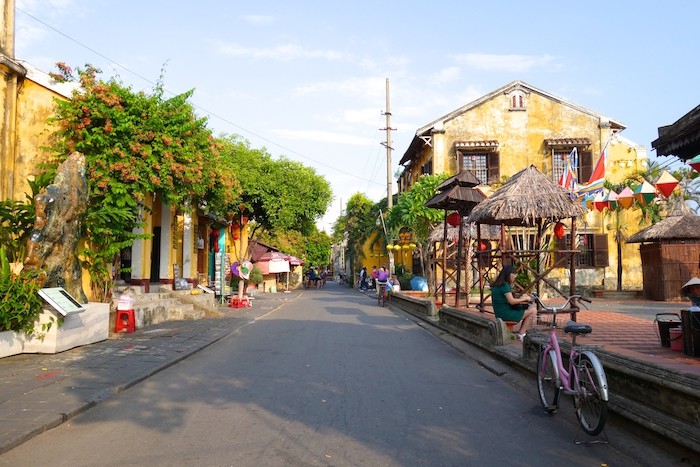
[655,313,681,347]
[680,309,700,357]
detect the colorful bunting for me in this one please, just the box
[617,186,635,209]
[604,190,619,210]
[655,170,679,198]
[633,181,656,206]
[688,154,700,173]
[594,191,607,212]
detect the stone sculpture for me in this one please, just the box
[24,152,89,303]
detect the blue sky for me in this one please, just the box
[14,0,700,231]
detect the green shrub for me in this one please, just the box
[0,247,45,335]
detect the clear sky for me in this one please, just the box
[13,0,700,232]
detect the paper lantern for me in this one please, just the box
[633,180,656,206]
[446,211,461,227]
[232,233,240,240]
[689,154,700,172]
[409,243,417,249]
[386,243,394,251]
[604,190,619,211]
[617,186,635,209]
[655,170,679,198]
[553,222,565,239]
[594,192,607,212]
[394,245,402,251]
[478,240,489,251]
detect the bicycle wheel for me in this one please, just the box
[536,348,560,413]
[572,353,608,436]
[378,287,386,307]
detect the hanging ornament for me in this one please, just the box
[655,170,679,198]
[553,222,566,239]
[633,180,656,206]
[446,211,461,227]
[478,240,489,251]
[617,186,635,209]
[604,190,619,211]
[594,191,607,212]
[584,194,595,211]
[238,261,252,280]
[688,154,700,172]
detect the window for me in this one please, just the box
[458,151,500,184]
[421,159,433,175]
[555,233,608,268]
[508,90,527,111]
[547,144,592,185]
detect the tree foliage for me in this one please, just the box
[218,134,332,237]
[333,193,376,282]
[46,63,241,300]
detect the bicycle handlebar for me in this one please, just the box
[531,293,591,314]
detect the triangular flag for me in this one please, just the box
[633,181,656,206]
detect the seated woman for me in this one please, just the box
[491,264,536,341]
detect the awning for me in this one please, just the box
[454,140,499,151]
[255,251,290,274]
[544,138,591,148]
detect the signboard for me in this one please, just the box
[38,287,86,316]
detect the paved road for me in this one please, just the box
[0,283,679,466]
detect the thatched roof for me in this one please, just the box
[424,185,486,213]
[428,221,501,243]
[435,169,481,191]
[466,165,586,226]
[627,202,700,243]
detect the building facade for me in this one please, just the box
[398,81,648,291]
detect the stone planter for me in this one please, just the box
[22,302,110,354]
[0,330,24,359]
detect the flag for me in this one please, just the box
[577,134,613,196]
[558,147,578,196]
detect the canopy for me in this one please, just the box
[255,251,290,274]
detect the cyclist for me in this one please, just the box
[376,265,390,300]
[491,264,536,341]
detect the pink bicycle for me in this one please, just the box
[532,293,609,437]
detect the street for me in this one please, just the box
[0,284,680,466]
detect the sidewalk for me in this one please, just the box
[0,291,301,455]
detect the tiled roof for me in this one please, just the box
[544,138,591,147]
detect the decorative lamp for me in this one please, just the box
[605,190,619,211]
[409,243,416,249]
[386,243,394,250]
[617,186,635,209]
[688,154,700,173]
[633,180,656,206]
[553,222,566,239]
[394,245,402,251]
[655,170,679,198]
[594,192,607,212]
[446,211,461,227]
[402,244,411,250]
[478,240,489,251]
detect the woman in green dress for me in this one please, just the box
[491,264,536,341]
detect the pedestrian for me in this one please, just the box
[491,264,536,341]
[371,265,379,290]
[359,267,368,290]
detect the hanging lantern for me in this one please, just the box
[655,170,679,198]
[394,245,402,251]
[409,243,416,249]
[386,243,394,251]
[584,194,595,211]
[633,180,656,206]
[232,233,240,241]
[594,192,607,212]
[478,240,489,251]
[605,190,619,211]
[617,186,635,209]
[553,222,566,239]
[689,154,700,172]
[446,211,461,227]
[402,244,411,250]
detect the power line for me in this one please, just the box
[16,7,384,188]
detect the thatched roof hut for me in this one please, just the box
[467,165,586,226]
[626,202,700,301]
[627,202,700,243]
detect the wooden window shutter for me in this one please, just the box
[488,152,500,183]
[592,233,609,267]
[580,150,593,184]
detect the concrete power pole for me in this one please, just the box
[381,78,395,208]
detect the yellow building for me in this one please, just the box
[398,81,648,291]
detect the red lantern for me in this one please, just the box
[554,222,565,239]
[446,212,461,227]
[233,233,240,241]
[478,240,489,251]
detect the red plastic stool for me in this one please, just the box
[229,296,251,308]
[115,309,136,333]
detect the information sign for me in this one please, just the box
[38,287,86,316]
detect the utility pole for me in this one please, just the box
[381,78,395,208]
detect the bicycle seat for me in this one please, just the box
[564,321,592,335]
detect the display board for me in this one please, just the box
[38,287,86,316]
